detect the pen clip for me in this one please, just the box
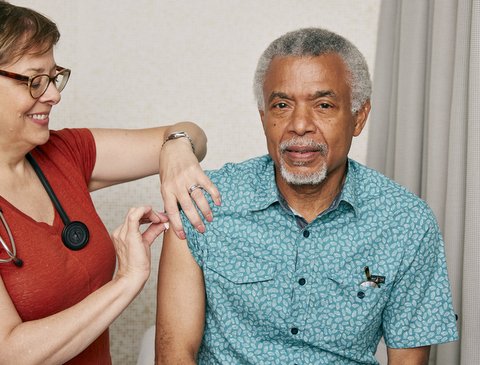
[364,266,372,281]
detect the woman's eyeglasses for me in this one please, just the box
[0,65,71,99]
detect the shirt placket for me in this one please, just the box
[286,225,315,365]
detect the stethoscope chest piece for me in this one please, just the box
[62,221,89,250]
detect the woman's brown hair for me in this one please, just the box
[0,1,60,66]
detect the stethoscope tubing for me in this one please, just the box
[0,208,23,266]
[25,153,89,251]
[0,209,16,260]
[0,153,89,267]
[26,153,71,226]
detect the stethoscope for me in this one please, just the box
[0,153,90,267]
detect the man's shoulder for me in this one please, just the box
[349,160,433,216]
[207,155,272,187]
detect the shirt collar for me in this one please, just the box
[247,156,359,217]
[338,159,359,217]
[248,156,280,212]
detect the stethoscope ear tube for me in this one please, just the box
[26,153,90,251]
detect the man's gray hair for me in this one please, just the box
[253,28,372,113]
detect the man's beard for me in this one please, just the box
[279,138,328,185]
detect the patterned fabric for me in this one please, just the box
[183,155,458,365]
[0,129,116,365]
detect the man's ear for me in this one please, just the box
[353,100,371,137]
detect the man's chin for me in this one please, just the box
[280,165,327,186]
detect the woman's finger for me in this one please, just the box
[142,221,167,245]
[139,210,169,225]
[198,176,221,207]
[189,187,213,223]
[176,190,205,234]
[162,192,186,239]
[112,206,136,247]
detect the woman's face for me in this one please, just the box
[0,49,61,152]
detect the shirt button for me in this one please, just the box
[357,291,365,299]
[298,278,306,286]
[291,327,299,335]
[303,230,310,238]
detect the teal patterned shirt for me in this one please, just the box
[182,156,458,365]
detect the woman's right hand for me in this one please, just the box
[0,206,169,365]
[110,206,168,287]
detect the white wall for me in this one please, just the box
[13,1,381,363]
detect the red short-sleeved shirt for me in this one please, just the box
[0,129,116,365]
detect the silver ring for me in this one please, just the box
[188,184,202,195]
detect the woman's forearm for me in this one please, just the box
[0,275,144,365]
[0,206,165,365]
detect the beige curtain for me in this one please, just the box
[367,0,479,364]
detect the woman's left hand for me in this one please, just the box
[159,138,221,240]
[90,124,220,241]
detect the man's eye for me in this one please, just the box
[273,102,288,109]
[319,103,332,109]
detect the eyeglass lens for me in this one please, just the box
[30,70,69,99]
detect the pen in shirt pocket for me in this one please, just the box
[359,266,385,288]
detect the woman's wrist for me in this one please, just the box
[112,271,149,297]
[162,131,195,154]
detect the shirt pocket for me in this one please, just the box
[315,271,389,345]
[205,255,276,284]
[203,255,283,327]
[325,270,389,311]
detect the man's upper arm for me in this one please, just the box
[387,346,430,365]
[155,228,205,364]
[382,219,458,348]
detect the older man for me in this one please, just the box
[155,28,458,365]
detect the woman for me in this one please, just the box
[0,1,219,364]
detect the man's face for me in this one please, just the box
[259,54,369,187]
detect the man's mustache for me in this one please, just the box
[279,138,328,156]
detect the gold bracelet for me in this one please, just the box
[162,131,195,154]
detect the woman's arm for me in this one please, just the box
[0,206,166,365]
[89,122,221,239]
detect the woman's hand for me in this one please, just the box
[159,138,221,240]
[0,206,168,365]
[90,123,221,241]
[111,206,168,287]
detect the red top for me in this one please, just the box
[0,129,116,365]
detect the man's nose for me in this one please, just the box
[289,105,315,135]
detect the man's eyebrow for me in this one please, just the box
[311,90,337,99]
[267,91,293,103]
[267,90,338,103]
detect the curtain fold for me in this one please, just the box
[367,1,479,364]
[460,0,480,362]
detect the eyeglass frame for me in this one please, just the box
[0,65,71,99]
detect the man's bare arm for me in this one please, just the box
[387,346,430,365]
[155,228,206,364]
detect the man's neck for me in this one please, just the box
[276,164,347,223]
